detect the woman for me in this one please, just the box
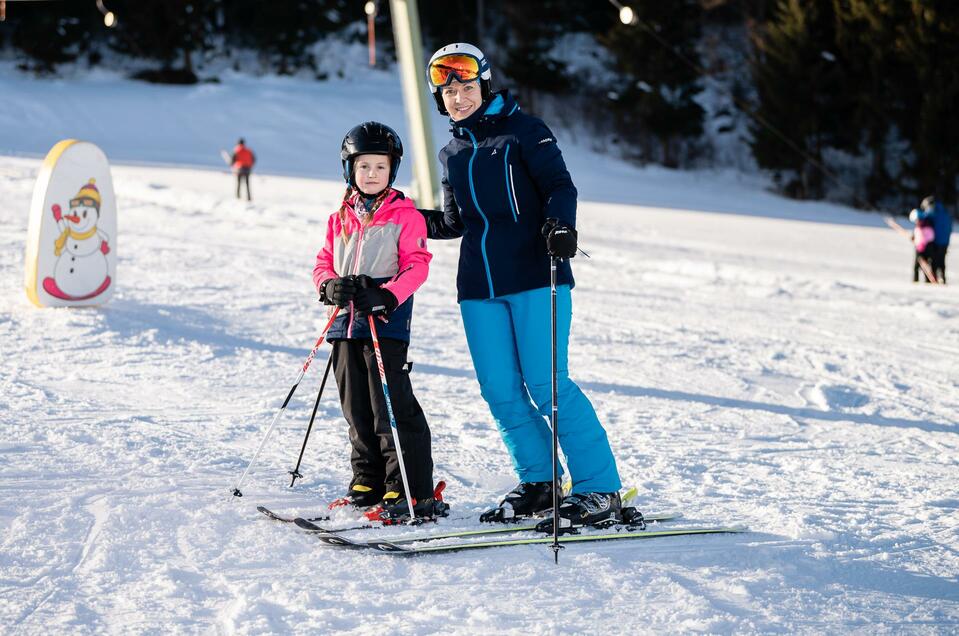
[420,43,623,529]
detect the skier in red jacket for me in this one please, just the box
[231,138,256,201]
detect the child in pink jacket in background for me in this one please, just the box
[313,122,447,522]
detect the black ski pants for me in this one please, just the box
[331,337,433,500]
[932,244,948,284]
[236,169,251,201]
[914,246,937,283]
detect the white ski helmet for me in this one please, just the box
[427,42,492,115]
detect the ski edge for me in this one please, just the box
[370,511,683,546]
[370,525,748,555]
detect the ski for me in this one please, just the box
[369,525,747,555]
[309,511,682,549]
[257,505,333,524]
[293,516,375,534]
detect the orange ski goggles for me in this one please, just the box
[428,53,482,88]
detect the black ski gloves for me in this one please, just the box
[542,217,578,259]
[354,285,398,318]
[320,276,360,307]
[321,275,398,317]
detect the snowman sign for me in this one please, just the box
[24,140,117,307]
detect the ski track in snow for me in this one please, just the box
[1,149,958,634]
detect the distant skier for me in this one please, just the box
[910,196,952,284]
[909,203,937,283]
[418,43,623,530]
[313,122,446,522]
[231,138,255,201]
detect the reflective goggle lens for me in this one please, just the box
[429,54,480,87]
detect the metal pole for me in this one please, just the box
[550,256,563,564]
[389,0,439,208]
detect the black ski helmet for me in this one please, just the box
[340,122,403,189]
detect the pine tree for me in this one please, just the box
[894,1,959,205]
[599,0,705,167]
[6,2,98,73]
[748,0,851,198]
[222,0,351,75]
[105,0,219,83]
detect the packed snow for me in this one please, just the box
[1,62,958,634]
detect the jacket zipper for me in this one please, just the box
[463,128,496,299]
[504,144,519,222]
[344,201,370,339]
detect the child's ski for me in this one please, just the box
[308,511,682,549]
[370,525,747,555]
[293,516,374,533]
[259,506,369,532]
[257,506,332,524]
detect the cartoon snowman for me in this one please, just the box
[42,178,112,300]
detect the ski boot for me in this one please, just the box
[480,481,556,523]
[366,481,450,525]
[534,491,622,534]
[328,483,383,510]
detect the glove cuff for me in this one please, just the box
[318,279,333,304]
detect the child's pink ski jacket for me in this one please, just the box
[313,188,431,341]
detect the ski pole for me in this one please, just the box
[549,255,563,564]
[288,353,334,487]
[231,307,340,497]
[367,315,417,521]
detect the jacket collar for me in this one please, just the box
[343,188,405,215]
[450,90,520,140]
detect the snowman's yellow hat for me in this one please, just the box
[69,178,101,209]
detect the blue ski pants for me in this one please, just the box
[460,285,622,494]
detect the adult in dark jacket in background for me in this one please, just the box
[231,138,256,201]
[419,43,622,529]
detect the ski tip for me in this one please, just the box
[317,534,359,547]
[368,541,412,553]
[256,506,286,522]
[293,517,322,531]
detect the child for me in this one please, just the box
[910,206,937,282]
[313,121,446,522]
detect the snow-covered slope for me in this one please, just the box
[1,64,958,633]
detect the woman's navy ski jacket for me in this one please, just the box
[423,90,576,302]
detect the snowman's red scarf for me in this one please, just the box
[54,226,97,256]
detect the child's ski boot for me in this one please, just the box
[328,483,383,510]
[366,481,450,525]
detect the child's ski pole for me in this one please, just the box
[367,315,417,521]
[288,353,334,487]
[232,308,340,497]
